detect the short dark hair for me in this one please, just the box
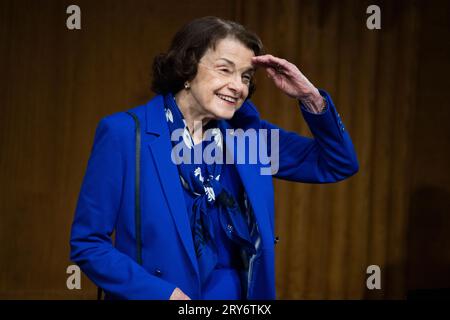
[151,16,264,98]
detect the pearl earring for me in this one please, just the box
[184,82,190,90]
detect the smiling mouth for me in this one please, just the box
[216,93,238,104]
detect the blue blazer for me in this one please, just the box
[70,91,358,300]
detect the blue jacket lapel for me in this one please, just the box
[220,101,275,250]
[145,97,200,280]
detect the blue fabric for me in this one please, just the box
[180,161,245,269]
[163,94,255,286]
[69,91,359,299]
[181,163,245,299]
[202,268,242,300]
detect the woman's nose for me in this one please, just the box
[227,75,244,94]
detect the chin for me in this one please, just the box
[211,105,238,120]
[217,109,237,120]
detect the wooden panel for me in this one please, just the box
[1,0,449,300]
[405,0,450,296]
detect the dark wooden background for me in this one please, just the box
[0,0,449,299]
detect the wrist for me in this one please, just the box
[297,85,319,100]
[299,89,325,113]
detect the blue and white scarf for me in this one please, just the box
[163,93,256,285]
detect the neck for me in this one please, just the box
[174,90,212,144]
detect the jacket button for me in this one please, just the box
[274,236,280,244]
[154,269,163,277]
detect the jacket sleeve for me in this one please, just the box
[261,90,359,183]
[69,117,176,300]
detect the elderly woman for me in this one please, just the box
[70,16,358,300]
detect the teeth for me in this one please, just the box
[217,94,237,103]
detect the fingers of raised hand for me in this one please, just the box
[252,55,295,78]
[265,66,276,78]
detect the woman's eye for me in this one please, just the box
[242,75,252,84]
[219,68,230,74]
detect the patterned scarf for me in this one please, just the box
[163,93,256,285]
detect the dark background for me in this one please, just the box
[0,0,449,299]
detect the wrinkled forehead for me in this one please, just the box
[201,37,255,70]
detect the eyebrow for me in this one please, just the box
[217,58,255,73]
